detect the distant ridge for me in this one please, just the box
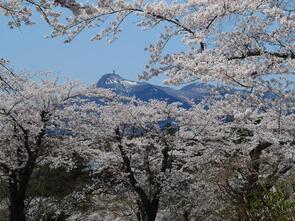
[96,72,218,107]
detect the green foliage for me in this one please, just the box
[28,155,93,200]
[244,182,295,221]
[25,154,95,220]
[163,122,178,136]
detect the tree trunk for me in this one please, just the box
[9,200,25,221]
[56,211,67,221]
[9,187,26,221]
[183,210,190,221]
[139,198,159,221]
[8,166,34,221]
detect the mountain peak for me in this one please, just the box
[95,73,217,108]
[96,72,123,85]
[96,72,144,94]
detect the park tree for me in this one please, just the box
[62,99,223,221]
[36,0,294,87]
[1,1,295,220]
[61,82,295,220]
[211,82,295,219]
[0,73,99,221]
[1,0,293,86]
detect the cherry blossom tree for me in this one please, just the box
[63,99,221,221]
[2,1,293,87]
[37,0,294,87]
[209,82,295,219]
[1,1,294,220]
[0,0,59,28]
[40,80,294,220]
[0,0,55,90]
[0,59,16,92]
[0,73,92,221]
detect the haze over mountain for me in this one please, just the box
[96,72,217,107]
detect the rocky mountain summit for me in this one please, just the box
[96,72,218,107]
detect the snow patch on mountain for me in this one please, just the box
[96,72,226,108]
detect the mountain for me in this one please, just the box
[96,73,143,95]
[96,72,216,107]
[178,82,216,103]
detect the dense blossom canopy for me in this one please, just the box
[2,0,294,86]
[0,1,295,220]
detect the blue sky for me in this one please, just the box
[1,14,180,86]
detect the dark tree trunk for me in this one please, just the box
[139,198,159,221]
[56,211,67,221]
[9,197,26,221]
[183,210,190,221]
[146,201,159,221]
[247,142,272,204]
[6,111,47,221]
[8,165,34,221]
[9,176,26,221]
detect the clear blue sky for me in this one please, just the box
[1,14,183,86]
